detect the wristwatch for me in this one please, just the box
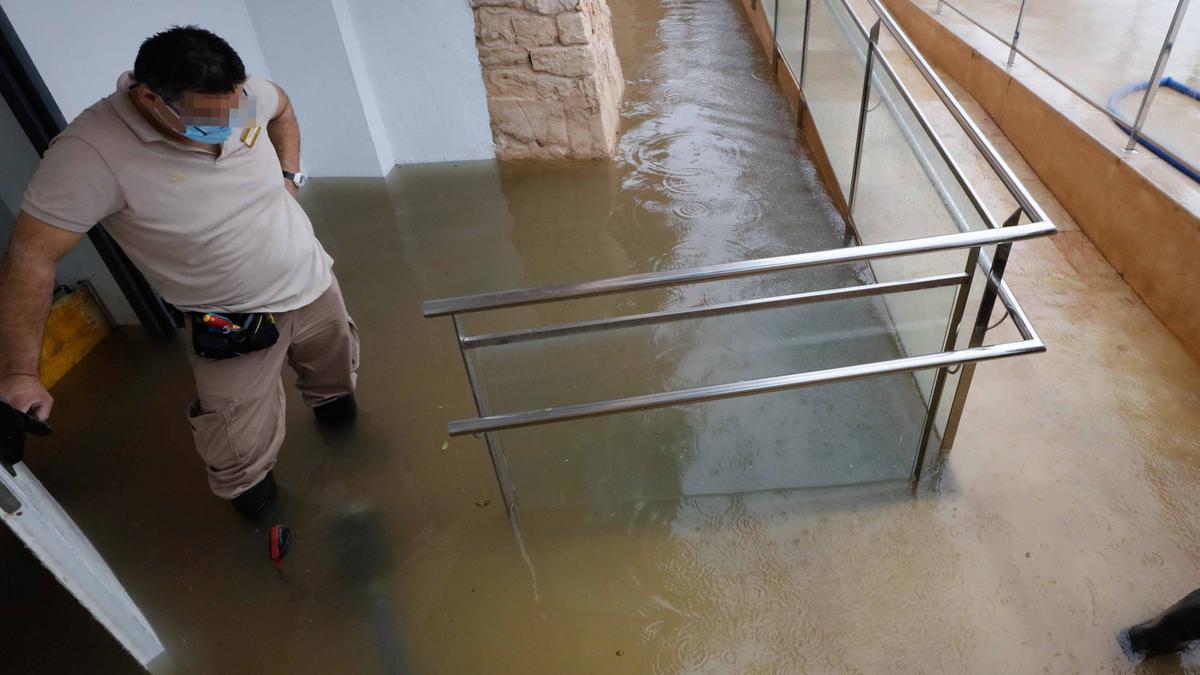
[282,170,307,189]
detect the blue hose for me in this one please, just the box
[1106,77,1200,183]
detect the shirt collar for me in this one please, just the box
[111,70,169,144]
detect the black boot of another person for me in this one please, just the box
[314,394,357,426]
[231,471,278,517]
[1118,587,1200,659]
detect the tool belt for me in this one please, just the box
[189,312,279,360]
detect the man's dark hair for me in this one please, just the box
[133,26,245,102]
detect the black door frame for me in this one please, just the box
[0,6,176,336]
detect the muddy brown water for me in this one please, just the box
[2,0,1199,673]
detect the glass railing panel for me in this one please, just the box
[777,0,807,75]
[492,367,937,507]
[856,62,993,238]
[459,261,869,337]
[459,274,963,506]
[763,0,778,28]
[465,280,957,413]
[935,0,1017,46]
[851,57,993,397]
[801,0,869,198]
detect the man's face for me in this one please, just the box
[146,84,253,135]
[172,88,247,126]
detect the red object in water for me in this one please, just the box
[269,525,291,570]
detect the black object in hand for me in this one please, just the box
[0,399,52,472]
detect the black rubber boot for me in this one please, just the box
[313,394,357,426]
[230,471,277,517]
[1119,587,1200,659]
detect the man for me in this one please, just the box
[0,26,358,516]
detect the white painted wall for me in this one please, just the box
[342,0,495,164]
[245,0,392,177]
[4,0,494,175]
[1,0,273,124]
[331,0,396,174]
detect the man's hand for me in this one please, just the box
[0,374,53,421]
[284,179,299,199]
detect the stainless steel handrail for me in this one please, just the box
[426,0,1064,505]
[447,339,1044,436]
[933,0,1200,179]
[422,220,1054,316]
[461,272,969,349]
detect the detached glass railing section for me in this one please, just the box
[424,0,1056,511]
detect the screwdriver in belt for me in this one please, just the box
[202,313,241,332]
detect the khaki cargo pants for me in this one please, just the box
[186,276,359,499]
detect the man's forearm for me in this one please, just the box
[0,253,54,378]
[268,111,301,173]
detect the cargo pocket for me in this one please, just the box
[187,400,242,471]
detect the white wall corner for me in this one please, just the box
[330,0,395,175]
[244,0,386,177]
[342,0,495,165]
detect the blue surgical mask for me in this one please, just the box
[182,125,233,144]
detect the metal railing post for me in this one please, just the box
[912,246,978,483]
[1006,0,1029,67]
[849,20,882,214]
[772,0,782,72]
[800,0,812,90]
[1125,0,1191,152]
[935,0,943,15]
[940,209,1021,450]
[452,314,518,512]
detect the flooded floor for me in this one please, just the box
[4,0,1200,673]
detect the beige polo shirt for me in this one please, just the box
[21,71,333,314]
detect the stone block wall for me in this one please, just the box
[471,0,625,159]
